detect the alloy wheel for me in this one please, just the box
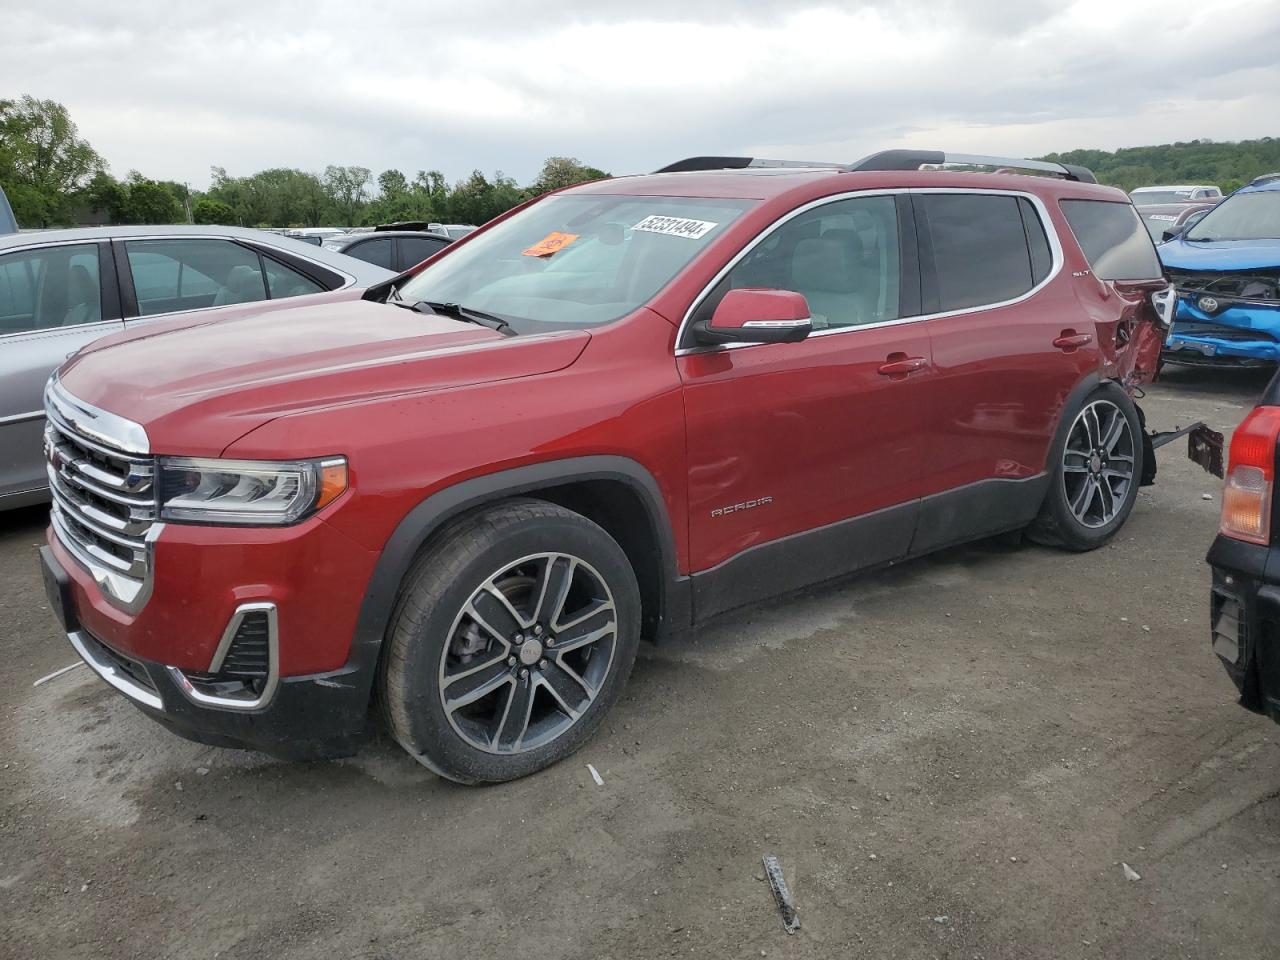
[438,552,618,754]
[1061,399,1135,529]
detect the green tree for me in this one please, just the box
[322,164,371,225]
[367,168,420,224]
[205,166,329,227]
[83,170,127,221]
[192,197,236,224]
[0,96,105,225]
[445,170,494,225]
[531,156,609,195]
[1040,138,1280,193]
[377,168,408,200]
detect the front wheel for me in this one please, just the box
[379,500,641,784]
[1028,387,1144,552]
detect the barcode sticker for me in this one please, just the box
[631,215,719,239]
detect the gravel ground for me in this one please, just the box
[2,365,1278,960]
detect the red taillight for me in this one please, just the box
[1220,407,1280,544]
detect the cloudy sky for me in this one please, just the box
[4,0,1278,189]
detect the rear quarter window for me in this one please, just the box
[1059,200,1162,280]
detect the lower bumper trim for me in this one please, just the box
[67,628,164,710]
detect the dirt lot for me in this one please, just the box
[3,366,1279,960]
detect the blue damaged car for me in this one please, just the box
[1161,172,1280,367]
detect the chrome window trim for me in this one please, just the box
[67,629,165,711]
[742,318,813,328]
[119,233,358,290]
[0,237,106,255]
[0,317,120,342]
[674,186,1064,356]
[168,602,280,713]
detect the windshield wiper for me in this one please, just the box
[1185,235,1219,242]
[390,299,516,336]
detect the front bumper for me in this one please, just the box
[1163,300,1280,365]
[1206,535,1280,726]
[41,539,377,761]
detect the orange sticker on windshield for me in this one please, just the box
[522,231,579,257]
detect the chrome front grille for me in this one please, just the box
[44,381,158,611]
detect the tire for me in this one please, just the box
[1027,385,1144,552]
[378,499,641,784]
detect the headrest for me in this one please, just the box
[791,237,858,293]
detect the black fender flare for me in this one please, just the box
[345,456,688,700]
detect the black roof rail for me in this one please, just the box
[655,156,845,174]
[848,150,1097,183]
[655,151,1098,183]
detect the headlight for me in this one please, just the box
[158,456,348,525]
[1151,285,1177,327]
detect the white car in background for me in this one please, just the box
[1130,184,1223,206]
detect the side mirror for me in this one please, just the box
[1166,209,1210,242]
[694,288,812,346]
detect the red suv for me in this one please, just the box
[40,150,1175,782]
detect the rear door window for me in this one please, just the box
[125,239,267,316]
[262,257,325,299]
[0,244,103,335]
[348,237,393,269]
[1059,200,1162,280]
[923,194,1037,311]
[396,236,449,271]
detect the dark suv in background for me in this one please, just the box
[40,150,1178,783]
[322,229,453,271]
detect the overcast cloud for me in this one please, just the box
[3,0,1277,189]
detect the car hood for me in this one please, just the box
[1160,237,1280,272]
[57,299,590,456]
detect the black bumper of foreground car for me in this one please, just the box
[1207,535,1280,725]
[40,545,373,761]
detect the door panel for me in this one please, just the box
[923,284,1099,492]
[917,192,1096,500]
[679,193,931,580]
[680,326,935,574]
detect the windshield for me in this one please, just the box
[396,194,755,331]
[1185,191,1280,242]
[1131,189,1194,206]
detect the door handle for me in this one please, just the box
[877,355,928,379]
[1053,332,1093,351]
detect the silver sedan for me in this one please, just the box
[0,225,394,509]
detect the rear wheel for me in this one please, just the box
[1028,387,1143,551]
[379,500,641,783]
